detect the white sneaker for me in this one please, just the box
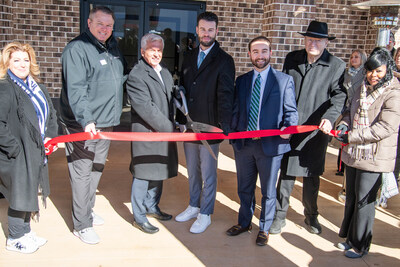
[73,227,100,244]
[25,231,47,247]
[92,212,104,226]
[6,235,39,254]
[190,214,211,234]
[175,205,200,222]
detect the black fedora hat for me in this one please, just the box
[298,20,336,40]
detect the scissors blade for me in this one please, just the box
[179,90,218,160]
[186,116,218,160]
[188,122,223,133]
[199,139,218,160]
[190,125,218,160]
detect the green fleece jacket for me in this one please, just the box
[60,29,126,129]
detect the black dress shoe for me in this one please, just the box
[304,217,322,234]
[132,221,159,234]
[256,231,269,246]
[147,210,172,221]
[226,224,252,236]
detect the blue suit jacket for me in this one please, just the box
[231,67,298,156]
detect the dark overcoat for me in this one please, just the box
[179,41,235,144]
[282,49,347,177]
[0,76,58,211]
[126,59,178,180]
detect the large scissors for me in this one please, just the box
[173,86,222,160]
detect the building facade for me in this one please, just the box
[0,0,399,98]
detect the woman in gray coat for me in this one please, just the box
[343,49,367,106]
[0,42,58,253]
[335,47,400,258]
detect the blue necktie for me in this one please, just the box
[247,73,261,131]
[197,51,205,68]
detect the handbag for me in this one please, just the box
[380,172,399,200]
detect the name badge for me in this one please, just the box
[100,59,107,65]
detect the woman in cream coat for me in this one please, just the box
[335,47,400,258]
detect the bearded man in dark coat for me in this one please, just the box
[270,21,347,235]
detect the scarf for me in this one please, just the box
[348,80,389,160]
[347,66,361,77]
[8,69,49,142]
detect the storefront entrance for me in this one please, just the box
[81,0,205,77]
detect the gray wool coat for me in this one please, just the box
[126,59,178,180]
[0,76,58,212]
[282,49,347,177]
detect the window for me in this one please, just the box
[81,0,205,77]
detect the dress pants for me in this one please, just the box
[275,155,320,220]
[234,139,283,232]
[131,177,163,224]
[64,126,112,231]
[8,208,31,239]
[339,166,381,254]
[183,142,219,215]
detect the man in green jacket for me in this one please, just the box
[60,6,125,245]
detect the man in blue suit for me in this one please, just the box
[226,36,298,246]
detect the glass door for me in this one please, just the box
[81,0,205,76]
[145,2,203,76]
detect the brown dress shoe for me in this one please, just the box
[226,224,252,236]
[256,231,269,246]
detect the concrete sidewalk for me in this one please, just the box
[0,140,399,266]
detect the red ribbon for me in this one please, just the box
[45,125,340,155]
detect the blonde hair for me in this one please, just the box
[348,49,367,69]
[0,42,40,81]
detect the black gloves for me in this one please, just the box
[220,123,232,136]
[335,124,349,144]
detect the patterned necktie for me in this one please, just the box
[197,51,205,68]
[247,73,261,131]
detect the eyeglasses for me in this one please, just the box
[306,38,326,45]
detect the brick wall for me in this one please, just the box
[0,0,80,97]
[0,0,13,49]
[208,0,399,73]
[0,0,399,97]
[207,0,264,75]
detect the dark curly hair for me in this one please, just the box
[364,47,395,89]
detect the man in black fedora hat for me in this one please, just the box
[270,20,347,235]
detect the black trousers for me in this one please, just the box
[339,166,381,254]
[275,157,320,220]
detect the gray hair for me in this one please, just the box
[141,33,164,50]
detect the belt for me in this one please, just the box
[252,137,261,140]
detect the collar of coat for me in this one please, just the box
[139,57,168,72]
[190,41,221,73]
[138,58,170,95]
[81,28,118,52]
[193,41,220,60]
[6,75,42,137]
[294,48,332,67]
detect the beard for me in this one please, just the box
[252,57,270,69]
[199,36,216,48]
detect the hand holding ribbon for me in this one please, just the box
[44,125,342,155]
